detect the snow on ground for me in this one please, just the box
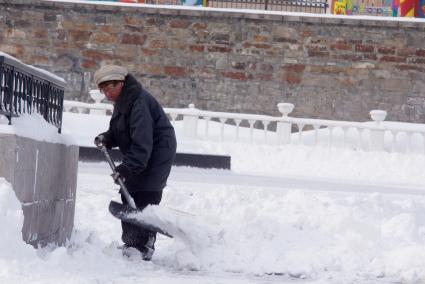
[1,114,425,283]
[1,163,425,283]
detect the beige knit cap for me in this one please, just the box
[94,65,128,85]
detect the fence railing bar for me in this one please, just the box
[0,56,65,132]
[205,0,327,13]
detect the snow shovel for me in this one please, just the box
[95,142,173,238]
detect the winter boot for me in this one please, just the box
[140,232,156,261]
[121,244,143,259]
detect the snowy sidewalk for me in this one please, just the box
[80,162,425,196]
[76,162,424,283]
[170,166,425,196]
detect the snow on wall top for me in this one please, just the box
[0,114,76,146]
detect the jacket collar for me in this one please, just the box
[114,74,142,115]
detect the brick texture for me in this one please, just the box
[0,0,424,122]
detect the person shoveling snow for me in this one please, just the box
[93,65,177,261]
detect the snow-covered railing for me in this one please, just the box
[64,90,425,154]
[0,55,65,132]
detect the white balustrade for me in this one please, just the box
[276,103,294,144]
[182,104,198,138]
[63,90,425,154]
[369,110,387,151]
[64,90,113,114]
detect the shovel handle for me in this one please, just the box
[99,146,137,209]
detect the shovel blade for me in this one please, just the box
[108,201,173,238]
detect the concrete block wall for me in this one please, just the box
[0,0,424,123]
[0,134,79,247]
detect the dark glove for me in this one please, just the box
[114,164,132,185]
[94,134,108,149]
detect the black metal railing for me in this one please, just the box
[0,56,65,133]
[206,0,328,13]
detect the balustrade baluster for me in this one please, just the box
[219,117,226,141]
[248,120,255,143]
[204,117,211,138]
[407,132,413,154]
[235,119,241,142]
[423,133,425,155]
[328,127,334,148]
[391,130,398,152]
[342,127,348,148]
[263,121,269,143]
[170,114,177,125]
[313,125,320,146]
[297,123,304,145]
[357,128,365,151]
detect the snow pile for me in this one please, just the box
[0,179,37,260]
[228,143,425,187]
[0,114,75,145]
[159,183,425,282]
[130,205,218,249]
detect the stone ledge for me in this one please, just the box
[1,0,424,30]
[0,133,79,247]
[79,146,231,170]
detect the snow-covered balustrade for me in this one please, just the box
[64,90,113,114]
[64,90,425,154]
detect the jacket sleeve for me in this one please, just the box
[116,99,153,180]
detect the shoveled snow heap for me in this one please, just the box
[123,184,425,281]
[128,205,219,248]
[0,179,36,260]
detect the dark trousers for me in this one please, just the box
[120,191,163,249]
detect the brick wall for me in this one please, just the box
[1,0,424,122]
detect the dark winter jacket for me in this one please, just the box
[102,74,176,192]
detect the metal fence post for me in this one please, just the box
[7,67,14,125]
[276,103,294,144]
[369,110,387,151]
[57,89,64,133]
